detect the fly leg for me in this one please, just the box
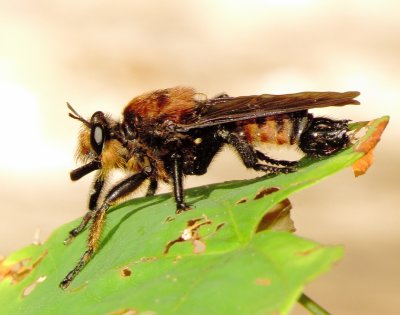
[64,175,105,245]
[218,129,296,174]
[255,150,298,167]
[146,178,158,197]
[170,153,191,214]
[60,170,150,289]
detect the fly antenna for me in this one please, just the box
[67,102,90,127]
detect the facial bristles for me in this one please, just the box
[67,102,90,127]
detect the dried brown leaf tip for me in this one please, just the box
[352,117,389,177]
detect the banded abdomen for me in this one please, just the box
[236,111,311,146]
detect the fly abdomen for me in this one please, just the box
[237,111,310,146]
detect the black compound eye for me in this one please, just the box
[91,124,105,155]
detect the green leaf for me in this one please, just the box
[0,116,389,315]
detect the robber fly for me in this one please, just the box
[60,87,360,288]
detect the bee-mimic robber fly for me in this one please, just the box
[60,87,360,288]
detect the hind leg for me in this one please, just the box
[218,129,297,174]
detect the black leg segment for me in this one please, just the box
[146,178,158,197]
[170,153,191,213]
[218,129,297,174]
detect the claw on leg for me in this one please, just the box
[63,211,95,245]
[60,208,106,289]
[59,248,94,289]
[175,203,193,214]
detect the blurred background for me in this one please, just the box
[0,1,399,314]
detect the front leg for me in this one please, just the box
[60,170,150,289]
[64,174,105,245]
[171,153,191,214]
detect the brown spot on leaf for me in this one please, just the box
[215,223,225,231]
[0,250,48,284]
[255,278,272,286]
[256,198,294,233]
[164,216,211,254]
[254,187,279,200]
[236,197,248,204]
[22,275,47,297]
[120,267,132,277]
[352,118,389,177]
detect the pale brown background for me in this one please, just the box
[0,1,399,314]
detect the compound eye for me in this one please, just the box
[94,126,103,144]
[91,124,105,155]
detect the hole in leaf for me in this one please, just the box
[254,187,279,200]
[164,216,212,254]
[22,275,47,297]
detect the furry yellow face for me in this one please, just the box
[75,123,128,177]
[75,127,91,163]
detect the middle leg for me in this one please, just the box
[170,153,191,213]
